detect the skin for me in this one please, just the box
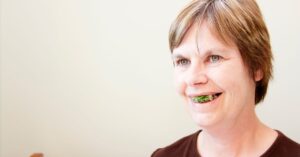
[172,22,278,157]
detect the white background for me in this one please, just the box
[0,0,299,157]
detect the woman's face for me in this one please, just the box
[172,22,262,129]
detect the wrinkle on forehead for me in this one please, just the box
[174,20,237,57]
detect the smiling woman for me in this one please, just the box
[151,0,300,157]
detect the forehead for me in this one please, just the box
[172,22,238,56]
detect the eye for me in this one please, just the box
[175,58,190,66]
[209,55,222,63]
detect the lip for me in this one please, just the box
[187,92,222,98]
[188,92,223,112]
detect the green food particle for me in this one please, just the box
[192,95,211,103]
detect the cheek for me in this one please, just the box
[174,71,186,96]
[208,64,245,93]
[209,63,255,103]
[208,66,231,86]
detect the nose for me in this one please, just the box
[185,64,208,86]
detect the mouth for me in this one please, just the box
[191,93,222,104]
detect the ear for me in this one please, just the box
[254,69,263,82]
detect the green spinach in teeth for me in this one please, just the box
[192,95,213,103]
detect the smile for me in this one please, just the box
[192,93,222,103]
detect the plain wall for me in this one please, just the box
[0,0,299,157]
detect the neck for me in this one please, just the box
[198,105,275,157]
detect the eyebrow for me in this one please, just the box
[172,48,226,58]
[171,53,186,60]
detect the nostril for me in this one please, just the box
[186,74,208,86]
[30,153,43,157]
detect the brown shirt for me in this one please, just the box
[151,130,300,157]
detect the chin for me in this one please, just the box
[190,111,222,129]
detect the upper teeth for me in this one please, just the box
[192,94,218,103]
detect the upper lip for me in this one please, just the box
[187,92,222,98]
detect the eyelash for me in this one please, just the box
[174,55,223,67]
[175,58,190,66]
[208,55,222,63]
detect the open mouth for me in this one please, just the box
[192,93,222,103]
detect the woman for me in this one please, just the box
[152,0,300,157]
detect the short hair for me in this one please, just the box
[169,0,273,104]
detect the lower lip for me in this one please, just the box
[190,94,222,112]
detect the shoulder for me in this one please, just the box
[262,130,300,157]
[151,130,201,157]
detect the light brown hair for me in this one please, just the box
[169,0,273,104]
